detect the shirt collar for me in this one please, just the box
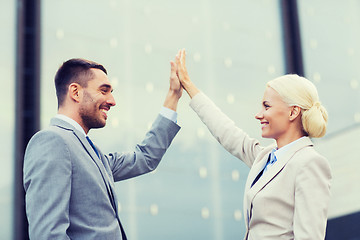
[274,136,307,160]
[55,114,86,136]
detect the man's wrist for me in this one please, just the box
[163,88,181,111]
[160,107,177,123]
[167,88,182,98]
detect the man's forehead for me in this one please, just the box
[89,68,112,86]
[90,67,107,77]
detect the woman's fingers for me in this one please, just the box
[180,49,186,66]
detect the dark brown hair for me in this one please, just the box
[54,58,107,107]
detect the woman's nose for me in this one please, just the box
[255,110,263,120]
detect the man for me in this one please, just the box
[23,58,182,239]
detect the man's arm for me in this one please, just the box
[108,60,182,181]
[109,114,180,181]
[24,130,72,240]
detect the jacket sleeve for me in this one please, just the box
[24,130,72,240]
[293,152,332,239]
[189,92,263,167]
[107,114,180,181]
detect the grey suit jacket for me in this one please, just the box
[24,114,180,240]
[190,92,332,240]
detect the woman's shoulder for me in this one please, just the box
[290,143,331,177]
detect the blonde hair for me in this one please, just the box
[267,74,328,138]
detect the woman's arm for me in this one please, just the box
[175,49,263,166]
[190,91,262,167]
[293,152,332,239]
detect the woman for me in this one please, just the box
[174,49,331,239]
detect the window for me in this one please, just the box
[41,1,283,239]
[0,1,15,239]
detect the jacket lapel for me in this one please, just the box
[50,118,119,214]
[243,145,274,228]
[76,132,119,213]
[244,137,314,225]
[245,144,276,189]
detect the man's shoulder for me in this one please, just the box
[27,125,74,148]
[24,125,79,168]
[34,124,67,136]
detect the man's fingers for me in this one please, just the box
[170,61,177,78]
[170,60,175,71]
[175,50,181,66]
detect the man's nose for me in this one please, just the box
[107,94,116,106]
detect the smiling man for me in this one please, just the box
[23,58,182,240]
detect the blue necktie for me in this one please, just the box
[85,136,128,240]
[86,136,100,158]
[263,148,277,173]
[251,149,277,187]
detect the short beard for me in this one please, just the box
[80,112,105,130]
[79,91,106,130]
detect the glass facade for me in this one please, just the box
[4,0,359,239]
[41,0,283,239]
[0,1,15,240]
[298,0,360,219]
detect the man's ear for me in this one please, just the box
[68,83,82,103]
[289,106,301,121]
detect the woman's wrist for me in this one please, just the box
[183,81,200,98]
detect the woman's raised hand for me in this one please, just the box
[175,49,200,98]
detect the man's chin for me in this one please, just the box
[90,121,106,130]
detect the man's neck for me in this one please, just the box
[58,107,89,134]
[55,113,88,136]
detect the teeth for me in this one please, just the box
[100,109,108,113]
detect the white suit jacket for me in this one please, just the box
[190,92,331,240]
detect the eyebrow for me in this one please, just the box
[262,101,270,106]
[99,84,113,92]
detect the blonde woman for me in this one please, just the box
[175,49,331,239]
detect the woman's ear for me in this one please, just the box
[69,83,82,103]
[289,106,301,121]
